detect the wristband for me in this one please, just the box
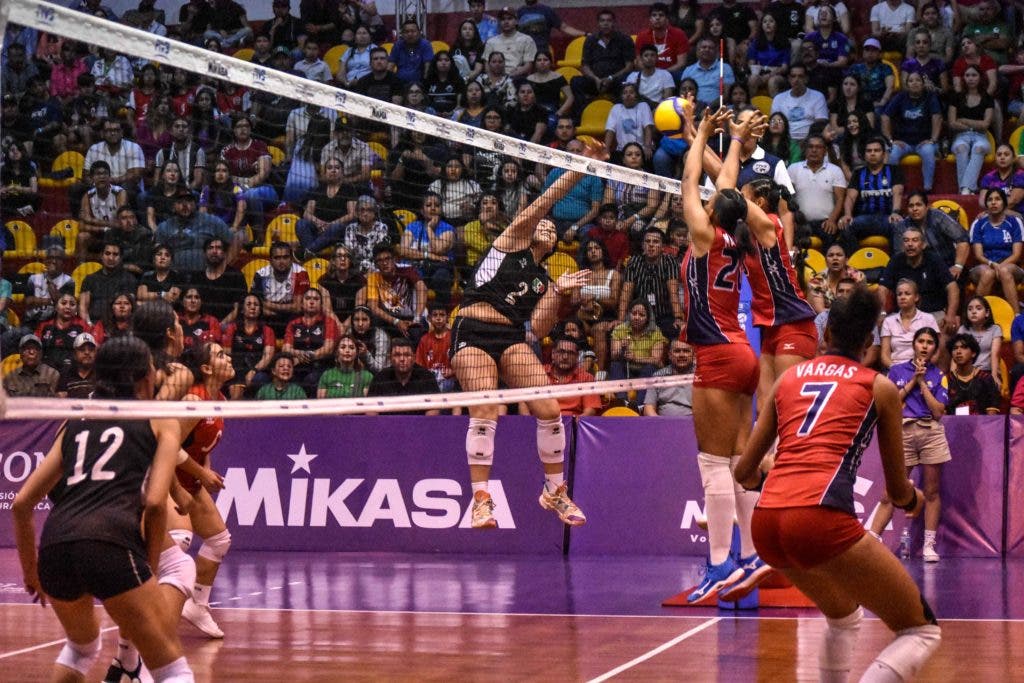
[952,263,964,271]
[730,136,743,143]
[894,488,918,512]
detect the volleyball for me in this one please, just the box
[653,97,692,138]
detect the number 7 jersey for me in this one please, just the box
[681,227,749,346]
[758,355,879,515]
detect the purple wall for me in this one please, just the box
[0,415,1012,556]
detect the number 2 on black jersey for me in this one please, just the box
[67,427,125,486]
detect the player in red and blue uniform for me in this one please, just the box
[680,108,775,604]
[735,286,941,682]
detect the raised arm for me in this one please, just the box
[682,108,732,255]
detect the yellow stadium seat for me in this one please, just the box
[1,353,23,378]
[882,60,900,90]
[545,251,578,280]
[999,358,1010,399]
[381,42,394,55]
[577,99,613,137]
[899,153,921,167]
[50,219,80,253]
[304,257,330,287]
[1010,125,1024,156]
[558,35,586,69]
[18,261,45,274]
[431,40,450,55]
[804,248,826,274]
[242,259,270,288]
[5,308,20,327]
[556,66,581,81]
[71,261,101,296]
[233,47,254,61]
[848,248,890,281]
[985,295,1015,342]
[751,95,772,117]
[43,150,85,188]
[858,235,890,250]
[602,405,640,416]
[808,235,823,250]
[4,220,38,258]
[393,209,416,229]
[323,44,350,76]
[368,141,389,163]
[931,199,968,230]
[268,145,286,166]
[252,214,300,256]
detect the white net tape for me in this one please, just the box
[2,0,677,194]
[1,375,693,419]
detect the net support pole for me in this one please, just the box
[719,38,725,151]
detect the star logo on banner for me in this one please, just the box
[287,444,319,474]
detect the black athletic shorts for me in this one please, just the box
[38,540,152,602]
[450,316,527,365]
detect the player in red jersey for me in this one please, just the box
[170,342,235,639]
[735,286,941,682]
[680,107,776,603]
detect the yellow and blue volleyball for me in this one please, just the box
[653,97,692,138]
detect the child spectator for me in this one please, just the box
[958,295,1003,388]
[256,353,307,400]
[416,305,455,392]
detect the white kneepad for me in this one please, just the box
[865,624,942,682]
[698,452,735,496]
[158,544,197,599]
[819,606,863,681]
[466,418,497,466]
[198,529,232,564]
[56,636,101,675]
[536,418,565,464]
[168,529,193,553]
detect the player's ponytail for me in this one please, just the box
[93,336,154,399]
[132,300,179,371]
[714,189,756,255]
[182,341,217,385]
[825,285,881,358]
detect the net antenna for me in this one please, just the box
[6,0,677,195]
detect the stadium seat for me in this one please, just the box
[4,308,20,328]
[1,353,23,378]
[3,220,38,258]
[944,130,996,164]
[985,295,1015,342]
[602,405,640,416]
[858,235,890,250]
[18,261,45,274]
[804,248,826,274]
[545,251,578,280]
[558,35,586,69]
[268,145,286,166]
[323,44,350,76]
[304,257,330,287]
[882,60,900,90]
[242,259,270,288]
[233,47,254,61]
[577,99,613,137]
[556,66,581,81]
[252,214,300,256]
[39,150,85,189]
[1010,125,1024,157]
[393,209,416,229]
[50,219,80,253]
[931,199,968,230]
[751,95,772,117]
[999,358,1010,399]
[431,40,450,54]
[71,261,101,296]
[381,42,394,55]
[848,247,889,283]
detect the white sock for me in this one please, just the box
[732,456,759,558]
[544,473,564,492]
[924,530,936,545]
[820,607,862,683]
[193,583,211,607]
[150,656,195,682]
[698,452,736,565]
[117,636,139,670]
[860,624,941,682]
[471,481,488,494]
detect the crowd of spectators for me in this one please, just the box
[4,0,1024,414]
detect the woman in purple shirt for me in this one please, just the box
[870,327,950,562]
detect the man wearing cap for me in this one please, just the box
[156,188,234,273]
[24,246,75,324]
[57,333,98,398]
[846,38,896,112]
[4,335,59,398]
[482,7,537,78]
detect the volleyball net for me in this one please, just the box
[1,0,695,418]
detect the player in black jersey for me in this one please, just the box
[13,337,195,682]
[452,141,605,529]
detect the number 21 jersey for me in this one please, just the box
[682,228,748,346]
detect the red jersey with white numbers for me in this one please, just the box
[682,227,748,346]
[758,355,879,515]
[744,213,815,327]
[178,384,225,492]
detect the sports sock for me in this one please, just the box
[117,636,139,671]
[698,452,736,565]
[861,624,941,682]
[731,456,759,558]
[819,607,862,683]
[471,481,488,494]
[193,583,211,607]
[924,530,936,545]
[544,473,565,492]
[150,656,195,682]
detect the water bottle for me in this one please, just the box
[898,527,911,559]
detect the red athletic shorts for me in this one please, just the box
[694,343,759,395]
[760,319,817,359]
[751,506,866,570]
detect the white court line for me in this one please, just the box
[0,625,118,660]
[586,617,722,683]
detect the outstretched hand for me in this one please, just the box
[555,269,592,292]
[730,110,768,142]
[697,107,732,138]
[579,139,610,162]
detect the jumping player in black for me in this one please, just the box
[13,336,195,682]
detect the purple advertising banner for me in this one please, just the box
[0,420,62,544]
[1005,417,1024,556]
[570,416,1004,558]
